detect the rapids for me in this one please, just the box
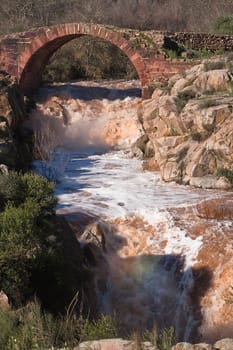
[25,80,233,343]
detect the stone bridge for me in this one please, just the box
[0,23,233,98]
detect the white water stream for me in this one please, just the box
[26,81,231,342]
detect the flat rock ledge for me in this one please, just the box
[75,337,233,350]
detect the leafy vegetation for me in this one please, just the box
[43,36,138,82]
[198,99,219,109]
[174,90,196,113]
[0,302,118,349]
[0,171,90,313]
[143,325,176,350]
[204,61,226,71]
[213,16,233,34]
[216,167,233,184]
[0,172,58,305]
[1,0,233,34]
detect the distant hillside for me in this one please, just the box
[0,0,233,34]
[1,1,233,83]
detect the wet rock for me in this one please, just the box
[190,175,232,190]
[142,157,160,171]
[130,146,144,159]
[196,198,233,220]
[79,220,108,251]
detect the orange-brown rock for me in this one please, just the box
[140,58,233,189]
[196,198,233,220]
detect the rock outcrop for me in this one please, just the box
[76,337,233,350]
[140,58,233,189]
[0,71,32,170]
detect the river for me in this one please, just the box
[25,80,233,343]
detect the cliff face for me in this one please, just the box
[0,71,33,170]
[140,58,233,189]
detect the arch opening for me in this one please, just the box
[19,29,144,96]
[42,35,138,84]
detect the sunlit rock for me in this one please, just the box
[194,69,231,93]
[0,291,9,310]
[141,59,233,188]
[77,338,158,350]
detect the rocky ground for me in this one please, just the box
[138,56,233,190]
[76,337,233,349]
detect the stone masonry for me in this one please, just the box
[0,23,233,98]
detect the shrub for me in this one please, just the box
[0,172,58,304]
[198,99,219,109]
[0,171,57,212]
[174,90,196,113]
[204,61,225,71]
[174,97,186,113]
[0,199,41,304]
[0,302,119,350]
[0,309,16,349]
[80,314,118,342]
[202,123,215,133]
[186,48,212,59]
[157,326,177,350]
[213,16,233,35]
[191,132,202,142]
[21,172,57,213]
[0,172,23,207]
[216,167,233,184]
[143,325,176,350]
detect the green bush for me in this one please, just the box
[216,167,233,184]
[157,326,177,350]
[80,315,118,342]
[0,302,119,350]
[191,132,203,142]
[174,90,196,113]
[0,171,57,212]
[0,309,16,349]
[143,325,176,350]
[0,172,24,207]
[213,16,233,35]
[21,172,57,213]
[0,172,58,304]
[198,99,219,109]
[204,61,225,71]
[0,199,41,304]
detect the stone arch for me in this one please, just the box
[18,23,147,95]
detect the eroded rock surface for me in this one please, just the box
[140,58,233,189]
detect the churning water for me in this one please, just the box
[26,80,232,342]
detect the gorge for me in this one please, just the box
[22,69,233,348]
